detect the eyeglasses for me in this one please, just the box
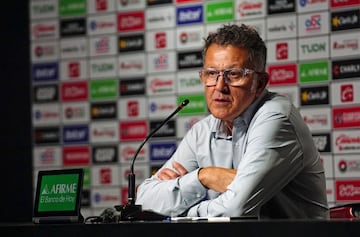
[199,67,260,86]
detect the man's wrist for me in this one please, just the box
[198,167,208,188]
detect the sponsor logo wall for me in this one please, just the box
[30,0,360,216]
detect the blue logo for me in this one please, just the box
[32,62,58,82]
[94,192,101,203]
[149,102,157,113]
[300,0,307,7]
[34,110,42,120]
[177,5,203,25]
[63,124,89,144]
[90,20,97,30]
[150,141,177,161]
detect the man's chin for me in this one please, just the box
[211,112,232,121]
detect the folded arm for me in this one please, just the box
[137,113,305,217]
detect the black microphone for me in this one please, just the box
[115,99,190,221]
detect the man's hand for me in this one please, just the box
[198,167,236,193]
[157,161,188,180]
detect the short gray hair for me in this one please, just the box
[202,23,267,72]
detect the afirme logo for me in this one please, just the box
[41,183,77,195]
[38,173,79,212]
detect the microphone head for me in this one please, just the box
[182,99,189,106]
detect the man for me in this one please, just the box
[136,24,329,219]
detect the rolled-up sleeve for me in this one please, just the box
[136,124,209,216]
[136,168,207,216]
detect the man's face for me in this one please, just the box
[203,44,264,123]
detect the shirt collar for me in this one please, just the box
[236,89,268,127]
[212,89,268,139]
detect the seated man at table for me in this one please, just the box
[136,23,329,219]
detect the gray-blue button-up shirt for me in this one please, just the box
[136,90,329,219]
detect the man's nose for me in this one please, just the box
[215,74,228,88]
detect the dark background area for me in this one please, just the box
[0,2,33,222]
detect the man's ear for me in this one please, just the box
[257,73,269,90]
[253,73,269,96]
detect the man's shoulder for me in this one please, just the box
[260,91,293,114]
[190,114,216,131]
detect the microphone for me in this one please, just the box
[114,99,190,221]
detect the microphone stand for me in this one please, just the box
[114,99,190,221]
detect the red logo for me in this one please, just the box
[63,146,90,166]
[100,168,111,184]
[341,84,354,102]
[127,101,139,117]
[180,32,188,43]
[333,106,360,129]
[117,12,145,33]
[332,65,340,76]
[336,180,360,201]
[268,64,297,85]
[96,0,107,11]
[331,0,359,8]
[237,1,263,17]
[121,146,146,161]
[33,24,56,39]
[61,81,88,102]
[335,133,360,152]
[120,121,147,141]
[176,0,202,2]
[155,32,166,49]
[35,46,43,57]
[68,62,80,78]
[338,160,347,172]
[276,42,288,60]
[150,79,173,93]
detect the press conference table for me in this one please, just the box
[1,219,359,237]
